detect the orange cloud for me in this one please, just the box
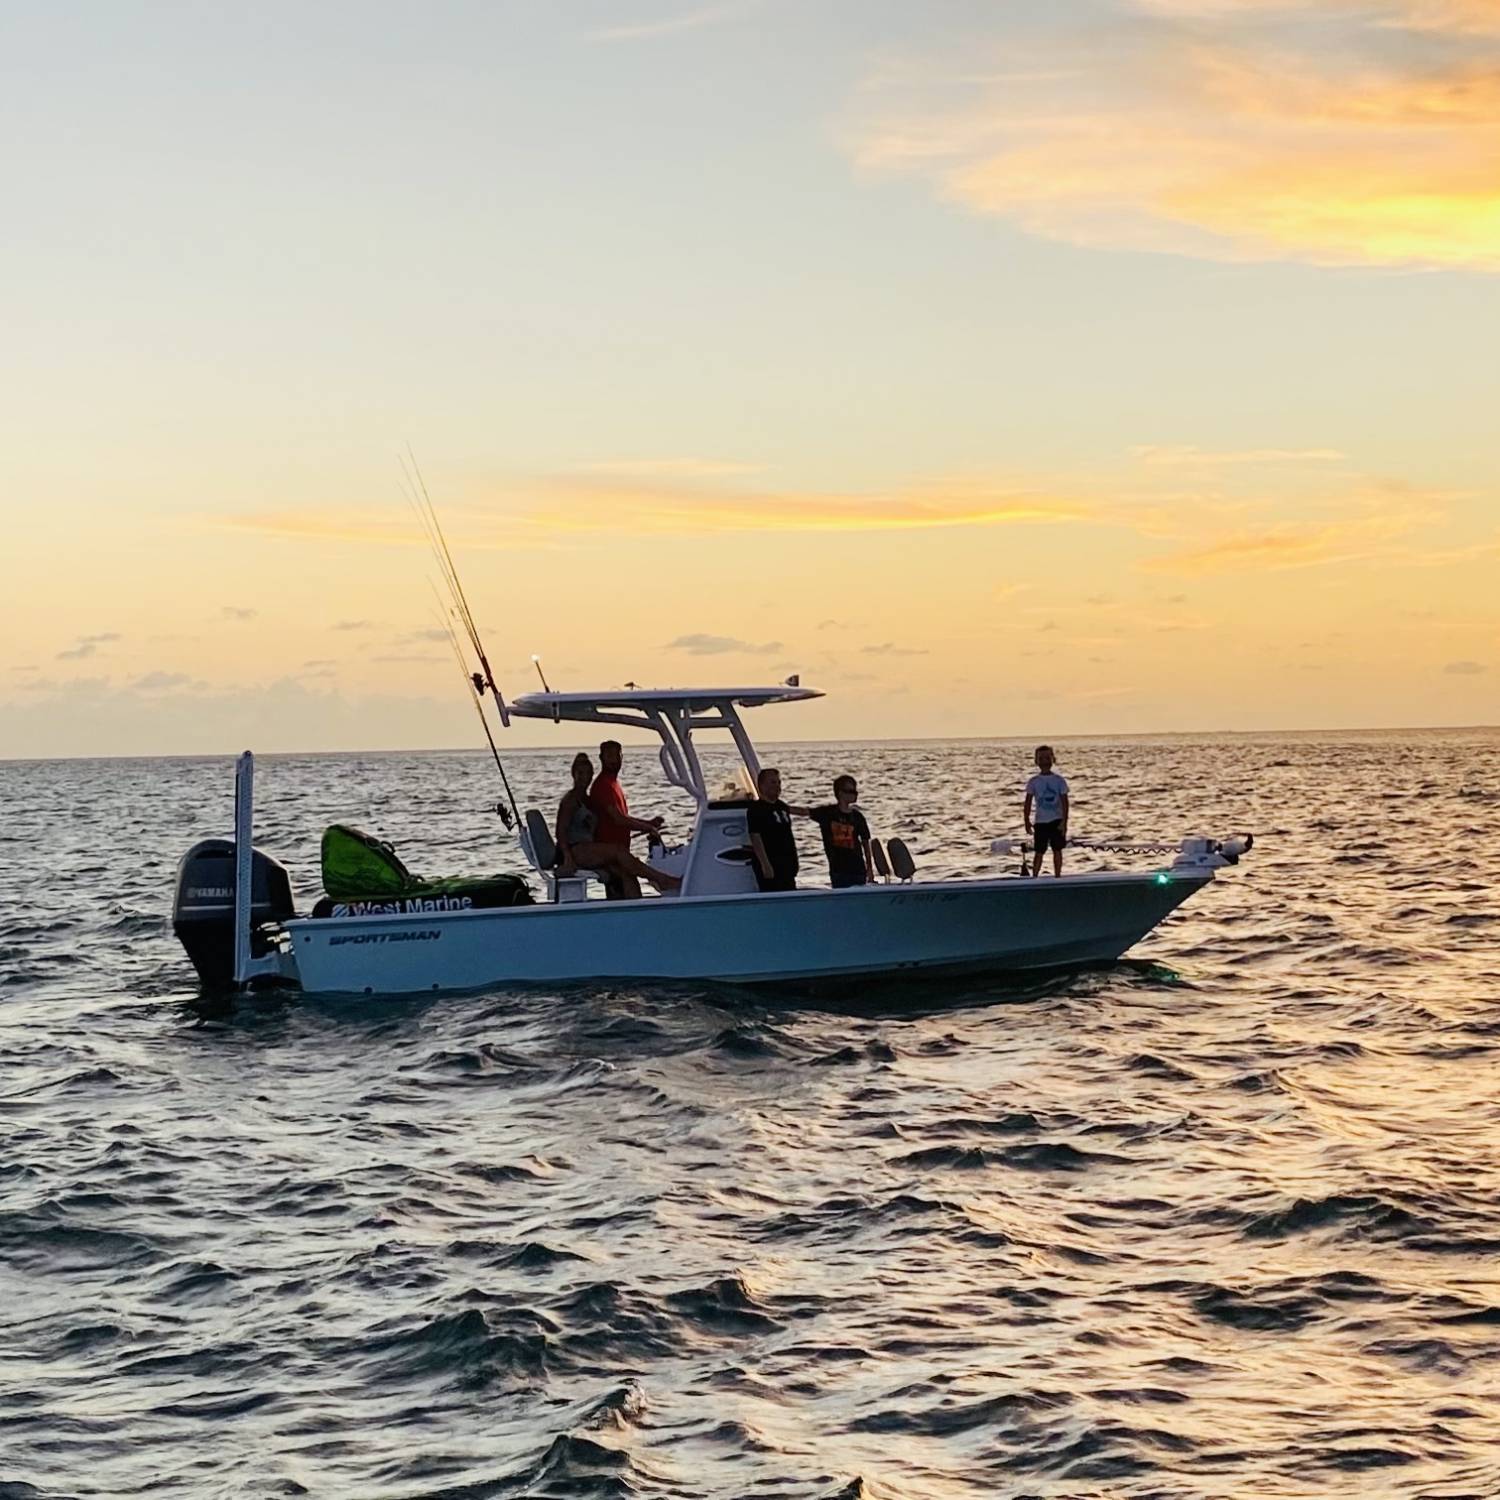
[219,474,1089,549]
[1140,483,1457,572]
[1133,0,1500,35]
[217,463,1490,588]
[533,475,1087,534]
[847,8,1500,270]
[1147,526,1360,572]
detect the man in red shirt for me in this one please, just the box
[588,740,666,897]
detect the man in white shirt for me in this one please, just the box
[1023,745,1070,877]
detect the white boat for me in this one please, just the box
[172,683,1251,997]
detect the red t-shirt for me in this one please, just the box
[587,771,631,847]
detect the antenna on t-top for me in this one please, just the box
[531,654,552,692]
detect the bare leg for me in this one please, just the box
[621,851,678,893]
[573,843,679,894]
[1053,846,1064,878]
[1030,847,1043,878]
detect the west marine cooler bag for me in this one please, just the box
[312,824,533,917]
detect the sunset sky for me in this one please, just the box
[3,0,1498,756]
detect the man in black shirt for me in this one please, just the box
[747,767,799,891]
[808,774,874,888]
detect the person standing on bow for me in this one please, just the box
[1024,744,1070,878]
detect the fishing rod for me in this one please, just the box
[429,585,517,829]
[399,450,522,832]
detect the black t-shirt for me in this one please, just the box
[811,805,871,886]
[747,797,798,888]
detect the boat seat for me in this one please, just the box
[521,808,558,870]
[520,807,602,904]
[870,838,891,882]
[886,837,916,882]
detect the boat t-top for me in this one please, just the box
[172,679,1251,997]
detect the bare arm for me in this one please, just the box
[1023,790,1034,832]
[1059,792,1069,832]
[593,794,662,839]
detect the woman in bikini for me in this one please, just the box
[554,753,680,897]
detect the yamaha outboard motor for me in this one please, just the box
[172,839,295,986]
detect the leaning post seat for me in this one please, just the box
[310,824,533,917]
[520,808,597,904]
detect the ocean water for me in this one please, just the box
[2,731,1499,1499]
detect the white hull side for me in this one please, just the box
[281,873,1209,996]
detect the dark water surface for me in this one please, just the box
[3,733,1500,1499]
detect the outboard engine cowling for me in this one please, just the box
[173,838,295,986]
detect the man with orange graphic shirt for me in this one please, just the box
[802,773,874,889]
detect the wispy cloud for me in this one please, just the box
[56,631,122,661]
[1445,658,1489,674]
[333,619,375,631]
[847,3,1500,270]
[132,671,198,692]
[1133,0,1500,35]
[571,457,765,478]
[1141,491,1441,573]
[221,606,258,621]
[666,633,784,655]
[213,457,1492,593]
[220,474,1088,549]
[22,675,110,695]
[861,641,930,656]
[584,3,748,42]
[1132,445,1346,467]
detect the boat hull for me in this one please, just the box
[280,871,1210,996]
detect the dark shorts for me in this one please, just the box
[1033,821,1066,854]
[831,870,867,889]
[756,872,797,892]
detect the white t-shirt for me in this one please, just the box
[1026,772,1069,824]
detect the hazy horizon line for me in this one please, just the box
[5,720,1499,765]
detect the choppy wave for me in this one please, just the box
[3,732,1500,1495]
